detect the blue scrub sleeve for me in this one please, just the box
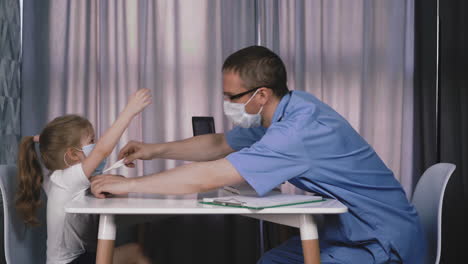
[225,126,267,151]
[226,122,310,196]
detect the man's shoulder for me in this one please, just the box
[289,90,349,124]
[290,90,318,102]
[281,91,320,125]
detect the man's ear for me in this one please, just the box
[257,87,272,104]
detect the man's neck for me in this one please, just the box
[262,97,281,128]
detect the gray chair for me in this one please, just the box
[0,165,47,263]
[412,163,456,264]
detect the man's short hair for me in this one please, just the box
[222,46,289,98]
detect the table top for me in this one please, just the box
[65,193,348,215]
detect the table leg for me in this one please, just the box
[96,214,116,264]
[299,214,320,264]
[243,214,321,263]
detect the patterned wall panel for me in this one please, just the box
[0,0,21,165]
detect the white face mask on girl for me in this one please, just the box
[63,144,107,176]
[223,89,264,128]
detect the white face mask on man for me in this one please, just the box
[223,89,263,128]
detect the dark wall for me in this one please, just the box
[439,0,468,263]
[414,0,468,262]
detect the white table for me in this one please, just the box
[65,194,347,264]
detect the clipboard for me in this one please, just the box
[199,194,325,210]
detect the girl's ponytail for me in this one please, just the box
[15,136,43,226]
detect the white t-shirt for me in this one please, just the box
[45,164,98,264]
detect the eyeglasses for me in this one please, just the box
[224,86,264,101]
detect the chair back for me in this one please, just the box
[412,163,456,264]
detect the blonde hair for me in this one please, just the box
[16,115,93,226]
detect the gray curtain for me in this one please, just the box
[0,0,21,263]
[258,0,415,197]
[22,0,254,179]
[0,0,21,165]
[21,0,416,195]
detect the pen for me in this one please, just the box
[223,186,240,195]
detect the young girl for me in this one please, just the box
[16,89,152,264]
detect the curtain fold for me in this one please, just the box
[0,0,21,165]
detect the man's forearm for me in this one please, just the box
[128,158,244,194]
[153,133,234,162]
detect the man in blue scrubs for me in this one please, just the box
[91,46,426,263]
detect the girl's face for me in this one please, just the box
[64,129,95,167]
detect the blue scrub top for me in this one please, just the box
[226,91,426,263]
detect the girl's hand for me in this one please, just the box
[124,89,152,116]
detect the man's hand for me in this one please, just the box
[91,174,133,198]
[118,141,156,167]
